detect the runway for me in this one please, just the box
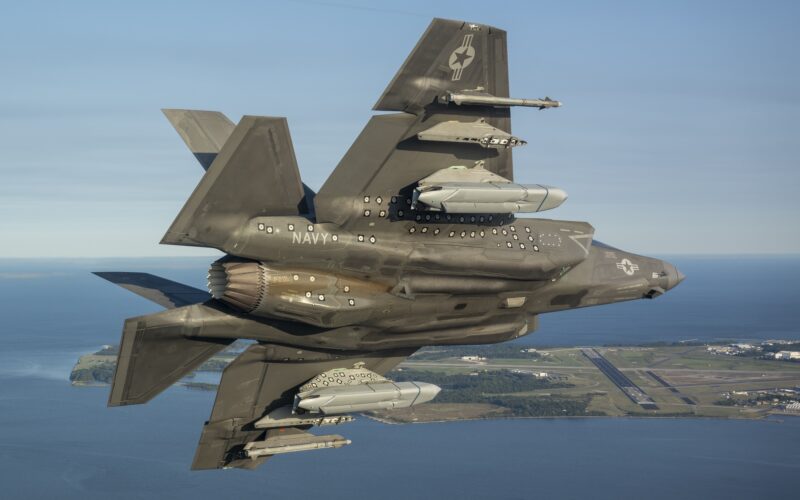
[582,349,659,410]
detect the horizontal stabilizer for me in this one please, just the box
[162,109,235,170]
[109,306,233,406]
[161,115,305,249]
[93,272,211,309]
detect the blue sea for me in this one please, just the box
[0,256,798,499]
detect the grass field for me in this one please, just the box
[71,344,800,422]
[395,346,800,421]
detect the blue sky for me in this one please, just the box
[1,0,798,257]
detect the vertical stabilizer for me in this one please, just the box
[162,109,235,170]
[161,116,305,249]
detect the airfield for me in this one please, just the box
[378,344,800,422]
[72,342,800,422]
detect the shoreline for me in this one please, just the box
[362,411,800,425]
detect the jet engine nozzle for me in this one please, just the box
[207,257,402,328]
[207,258,265,312]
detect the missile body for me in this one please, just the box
[244,433,351,458]
[415,182,567,214]
[412,165,568,214]
[295,381,441,414]
[442,92,562,109]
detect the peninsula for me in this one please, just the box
[71,340,800,422]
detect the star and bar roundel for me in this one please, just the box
[448,34,476,81]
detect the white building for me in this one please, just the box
[708,346,735,355]
[785,402,800,412]
[460,355,486,362]
[775,351,800,360]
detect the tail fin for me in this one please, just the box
[161,115,305,249]
[162,109,235,170]
[374,18,509,114]
[108,304,233,406]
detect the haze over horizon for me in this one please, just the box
[1,0,798,257]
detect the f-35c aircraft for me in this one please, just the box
[96,18,684,470]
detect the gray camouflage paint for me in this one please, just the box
[96,18,684,471]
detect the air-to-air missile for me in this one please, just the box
[441,91,563,109]
[243,433,352,459]
[95,18,684,471]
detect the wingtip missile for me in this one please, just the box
[442,92,562,109]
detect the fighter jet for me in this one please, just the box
[96,18,684,470]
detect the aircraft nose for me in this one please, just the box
[664,262,685,290]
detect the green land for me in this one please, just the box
[70,341,800,423]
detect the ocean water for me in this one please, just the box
[532,255,800,346]
[0,257,798,499]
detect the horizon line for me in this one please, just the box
[1,253,799,260]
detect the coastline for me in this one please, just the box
[362,410,800,425]
[70,341,800,423]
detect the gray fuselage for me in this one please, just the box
[201,204,682,351]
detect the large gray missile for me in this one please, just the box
[413,164,568,214]
[293,365,441,415]
[415,183,567,214]
[295,380,441,414]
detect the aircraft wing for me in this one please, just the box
[192,343,415,470]
[314,18,515,227]
[372,18,509,114]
